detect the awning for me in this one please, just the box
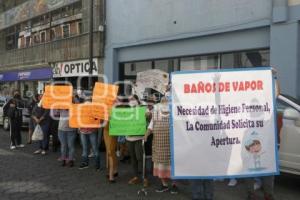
[0,68,52,82]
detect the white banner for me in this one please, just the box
[135,69,169,99]
[52,59,98,78]
[170,68,278,179]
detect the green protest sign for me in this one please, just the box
[109,106,147,136]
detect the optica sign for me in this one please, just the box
[52,59,99,78]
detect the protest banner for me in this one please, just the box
[42,85,72,109]
[135,69,169,99]
[92,82,119,119]
[69,103,102,128]
[109,106,147,136]
[170,67,278,179]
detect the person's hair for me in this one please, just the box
[132,94,141,105]
[12,90,19,96]
[245,140,261,151]
[160,96,168,104]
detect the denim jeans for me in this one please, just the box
[58,130,77,161]
[80,132,100,167]
[38,123,50,150]
[190,180,214,200]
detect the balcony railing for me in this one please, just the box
[0,31,103,70]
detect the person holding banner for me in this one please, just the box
[144,96,178,194]
[76,97,101,171]
[245,68,281,200]
[78,126,100,170]
[126,95,147,186]
[103,122,118,183]
[57,109,77,167]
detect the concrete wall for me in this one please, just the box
[104,0,300,98]
[106,0,271,46]
[105,0,272,82]
[270,22,299,97]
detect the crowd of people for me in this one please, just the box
[3,71,281,200]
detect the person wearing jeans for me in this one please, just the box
[190,180,214,200]
[79,127,100,170]
[58,109,77,167]
[32,95,50,155]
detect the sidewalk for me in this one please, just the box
[0,130,299,200]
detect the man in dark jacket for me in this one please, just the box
[4,90,25,150]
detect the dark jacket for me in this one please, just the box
[32,104,50,126]
[4,98,23,121]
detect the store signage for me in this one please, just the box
[0,68,52,82]
[52,59,99,78]
[18,71,31,80]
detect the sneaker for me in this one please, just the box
[106,172,119,179]
[155,185,169,193]
[254,180,262,190]
[10,145,16,150]
[79,163,89,170]
[61,160,66,167]
[170,184,178,194]
[247,192,257,200]
[34,149,42,154]
[16,144,25,148]
[95,163,101,171]
[68,160,74,168]
[264,193,275,200]
[88,153,95,158]
[128,177,140,185]
[109,179,116,184]
[143,178,149,188]
[41,150,47,155]
[228,179,237,186]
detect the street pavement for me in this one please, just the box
[0,130,299,200]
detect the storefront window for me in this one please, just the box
[124,61,152,76]
[221,50,269,68]
[154,60,168,72]
[120,49,269,85]
[180,55,219,70]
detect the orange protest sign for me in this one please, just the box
[91,103,110,121]
[92,82,119,119]
[42,85,72,109]
[69,103,102,128]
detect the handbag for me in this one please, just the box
[32,124,44,141]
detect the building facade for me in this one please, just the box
[0,0,104,97]
[104,0,300,99]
